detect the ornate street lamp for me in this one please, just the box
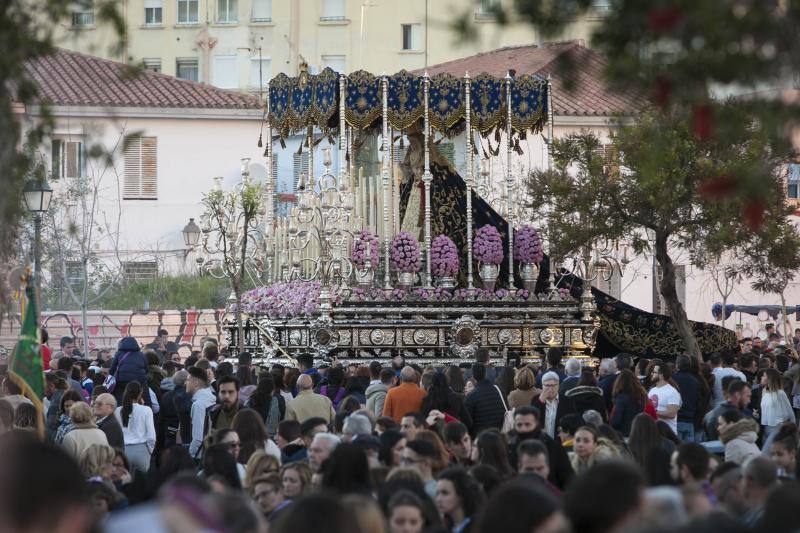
[23,177,53,298]
[182,217,201,251]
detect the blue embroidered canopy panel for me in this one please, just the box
[267,69,548,139]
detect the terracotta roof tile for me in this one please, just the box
[23,48,262,110]
[417,41,643,117]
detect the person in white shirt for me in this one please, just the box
[712,353,746,406]
[760,368,795,440]
[648,363,682,435]
[114,381,156,473]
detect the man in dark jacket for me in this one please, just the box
[160,369,187,449]
[506,406,574,490]
[109,336,150,405]
[464,363,506,436]
[673,355,701,443]
[92,393,124,449]
[204,375,242,435]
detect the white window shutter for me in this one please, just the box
[124,136,142,198]
[213,55,238,89]
[141,137,158,198]
[251,0,270,21]
[124,136,158,199]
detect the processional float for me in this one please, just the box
[204,65,736,363]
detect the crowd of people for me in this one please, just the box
[2,326,800,533]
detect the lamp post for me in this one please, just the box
[23,177,53,298]
[181,217,201,257]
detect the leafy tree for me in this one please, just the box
[1,0,123,314]
[526,106,797,361]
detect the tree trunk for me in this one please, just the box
[81,259,90,355]
[653,232,703,363]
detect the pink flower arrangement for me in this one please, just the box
[391,232,422,273]
[351,230,379,269]
[514,225,544,263]
[239,281,341,318]
[431,235,460,277]
[473,225,504,265]
[349,286,532,303]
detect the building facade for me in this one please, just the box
[54,0,611,87]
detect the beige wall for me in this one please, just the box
[53,0,607,84]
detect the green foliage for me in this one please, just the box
[86,275,232,311]
[528,106,791,263]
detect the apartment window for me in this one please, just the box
[401,24,422,51]
[122,261,158,283]
[52,139,84,179]
[144,0,163,24]
[177,0,199,23]
[322,54,346,73]
[124,136,158,200]
[321,0,345,20]
[143,58,161,72]
[251,0,271,21]
[476,0,499,19]
[788,163,800,199]
[218,0,237,22]
[71,0,95,27]
[212,55,238,88]
[176,58,199,81]
[250,57,271,89]
[591,0,613,11]
[293,152,309,191]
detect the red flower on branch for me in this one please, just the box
[692,104,713,141]
[698,175,737,199]
[648,6,682,33]
[743,199,765,230]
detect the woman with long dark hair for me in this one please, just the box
[202,442,242,490]
[114,381,155,474]
[421,373,472,431]
[321,443,371,495]
[628,413,674,485]
[379,430,406,468]
[53,389,83,444]
[435,466,485,533]
[471,430,513,480]
[611,370,648,437]
[270,364,294,403]
[246,372,285,436]
[445,365,466,396]
[231,407,282,466]
[235,352,255,387]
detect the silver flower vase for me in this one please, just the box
[355,266,374,291]
[520,262,540,293]
[479,263,500,292]
[397,271,416,290]
[437,275,457,290]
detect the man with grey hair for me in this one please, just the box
[342,413,372,442]
[560,357,582,393]
[92,392,124,449]
[741,457,778,527]
[286,374,336,424]
[598,358,618,412]
[382,366,426,422]
[534,370,576,439]
[160,369,188,448]
[309,432,341,472]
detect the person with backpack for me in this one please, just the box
[246,372,286,437]
[108,337,149,406]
